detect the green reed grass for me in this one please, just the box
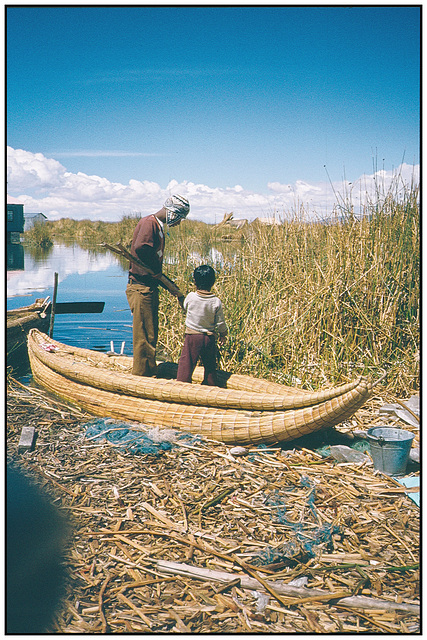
[46,181,419,395]
[23,220,54,248]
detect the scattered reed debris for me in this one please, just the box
[7,378,419,634]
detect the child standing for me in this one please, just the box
[176,265,228,386]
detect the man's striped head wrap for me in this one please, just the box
[164,195,190,227]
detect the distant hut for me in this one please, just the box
[24,212,47,231]
[215,212,249,230]
[6,202,24,244]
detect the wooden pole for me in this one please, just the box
[48,272,58,338]
[155,559,420,614]
[101,242,185,304]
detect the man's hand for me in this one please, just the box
[218,334,227,345]
[177,295,185,310]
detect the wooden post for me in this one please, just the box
[48,272,58,338]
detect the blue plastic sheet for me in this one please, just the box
[393,475,420,507]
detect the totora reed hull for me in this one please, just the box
[28,328,372,445]
[7,301,50,369]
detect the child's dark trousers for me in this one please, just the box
[176,333,217,385]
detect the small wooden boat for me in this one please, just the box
[28,328,373,445]
[7,299,50,369]
[7,299,105,371]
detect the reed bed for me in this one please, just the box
[23,220,53,248]
[41,179,419,396]
[7,378,419,634]
[152,184,419,396]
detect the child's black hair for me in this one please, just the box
[193,265,216,291]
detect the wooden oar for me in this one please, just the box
[8,300,105,316]
[101,242,185,307]
[44,301,105,315]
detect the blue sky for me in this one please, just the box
[7,5,420,223]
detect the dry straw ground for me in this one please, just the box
[7,378,419,634]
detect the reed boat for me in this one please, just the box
[8,299,105,371]
[28,328,372,445]
[7,300,50,368]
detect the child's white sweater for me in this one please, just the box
[183,291,228,336]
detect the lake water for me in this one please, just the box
[7,242,134,358]
[7,241,228,372]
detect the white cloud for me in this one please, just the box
[7,148,65,190]
[267,182,293,193]
[6,147,419,224]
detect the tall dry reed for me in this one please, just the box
[161,185,419,395]
[46,181,419,395]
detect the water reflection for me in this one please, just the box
[7,244,24,271]
[7,244,118,299]
[6,241,229,362]
[186,246,225,267]
[7,243,132,358]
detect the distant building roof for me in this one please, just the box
[258,217,281,225]
[7,195,24,205]
[24,212,47,219]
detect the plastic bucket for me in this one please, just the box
[367,427,415,476]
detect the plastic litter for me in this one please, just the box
[83,418,201,456]
[409,447,420,464]
[350,439,371,453]
[107,340,126,356]
[393,475,420,508]
[288,576,309,588]
[329,445,372,464]
[256,443,275,454]
[300,475,317,518]
[379,395,419,428]
[317,442,371,462]
[252,591,270,613]
[251,539,300,567]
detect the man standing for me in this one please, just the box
[126,195,190,376]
